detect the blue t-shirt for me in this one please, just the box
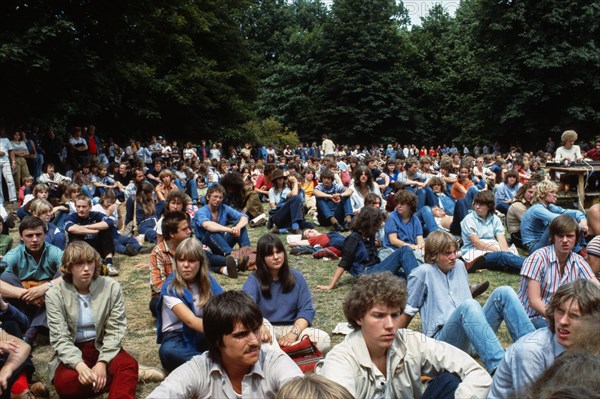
[242,269,315,326]
[383,211,423,248]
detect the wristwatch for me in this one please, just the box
[47,281,54,288]
[290,328,299,336]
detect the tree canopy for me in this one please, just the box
[1,0,599,148]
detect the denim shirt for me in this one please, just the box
[405,262,471,337]
[521,203,585,247]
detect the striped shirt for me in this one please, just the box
[518,245,594,318]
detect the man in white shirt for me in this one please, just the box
[0,127,17,204]
[148,291,302,398]
[316,272,491,398]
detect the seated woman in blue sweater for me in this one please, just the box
[242,234,330,352]
[156,237,222,372]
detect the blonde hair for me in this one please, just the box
[29,199,53,216]
[169,238,212,306]
[276,375,353,399]
[424,230,458,264]
[561,130,578,144]
[60,241,102,284]
[532,180,558,204]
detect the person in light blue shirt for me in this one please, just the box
[489,279,600,398]
[494,170,521,214]
[399,230,535,374]
[193,184,250,256]
[460,191,524,273]
[521,180,588,253]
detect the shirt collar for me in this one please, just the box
[208,350,266,379]
[552,332,566,358]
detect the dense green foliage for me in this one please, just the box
[1,0,599,147]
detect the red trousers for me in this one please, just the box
[53,341,138,399]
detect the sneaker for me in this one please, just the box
[470,280,490,299]
[465,256,486,274]
[225,256,238,279]
[291,247,314,255]
[313,248,339,260]
[136,234,145,246]
[138,365,165,383]
[238,255,249,272]
[125,244,138,256]
[107,264,119,277]
[138,246,153,255]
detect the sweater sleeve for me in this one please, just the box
[293,270,315,325]
[338,234,360,271]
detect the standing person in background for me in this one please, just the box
[554,130,583,192]
[10,130,30,189]
[321,134,335,157]
[0,128,17,205]
[68,127,89,169]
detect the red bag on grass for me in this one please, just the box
[280,335,324,374]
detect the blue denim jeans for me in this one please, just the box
[482,251,525,272]
[316,196,353,226]
[422,372,461,399]
[114,234,141,254]
[159,331,206,373]
[270,195,304,229]
[139,218,157,243]
[434,286,535,372]
[365,246,419,278]
[202,228,251,256]
[175,178,199,204]
[418,206,440,237]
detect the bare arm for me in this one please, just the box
[398,313,414,329]
[315,267,345,291]
[171,303,204,333]
[526,279,547,317]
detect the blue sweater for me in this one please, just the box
[242,269,315,326]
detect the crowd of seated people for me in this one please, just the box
[0,126,600,397]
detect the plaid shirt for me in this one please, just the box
[150,240,175,296]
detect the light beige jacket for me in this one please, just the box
[45,277,126,381]
[316,328,491,399]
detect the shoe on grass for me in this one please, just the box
[465,256,486,273]
[238,255,249,272]
[138,246,153,255]
[225,256,238,279]
[107,264,119,277]
[290,247,314,256]
[125,244,138,256]
[470,280,490,299]
[138,365,165,383]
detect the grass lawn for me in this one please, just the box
[27,219,521,398]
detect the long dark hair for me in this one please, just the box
[254,234,295,298]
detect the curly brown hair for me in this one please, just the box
[343,272,407,330]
